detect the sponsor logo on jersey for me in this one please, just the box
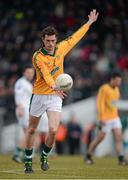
[50,66,59,75]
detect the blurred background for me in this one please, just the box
[0,0,128,157]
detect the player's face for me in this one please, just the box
[24,68,34,82]
[43,34,57,52]
[112,77,122,87]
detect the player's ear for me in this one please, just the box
[42,37,44,42]
[42,38,45,46]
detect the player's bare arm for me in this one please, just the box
[51,9,99,99]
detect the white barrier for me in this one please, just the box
[62,97,97,125]
[1,98,128,155]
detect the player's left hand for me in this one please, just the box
[51,85,67,99]
[55,89,67,99]
[87,9,99,25]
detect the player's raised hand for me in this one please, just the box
[87,9,99,25]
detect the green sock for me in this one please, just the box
[25,149,33,163]
[14,147,24,157]
[118,155,124,162]
[41,144,52,157]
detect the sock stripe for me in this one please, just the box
[43,151,48,156]
[25,155,32,159]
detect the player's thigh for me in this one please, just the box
[46,111,61,132]
[98,130,106,139]
[28,114,41,129]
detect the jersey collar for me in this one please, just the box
[40,47,57,56]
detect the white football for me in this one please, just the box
[55,73,73,91]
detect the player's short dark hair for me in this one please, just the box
[108,72,122,81]
[22,64,33,72]
[41,26,58,39]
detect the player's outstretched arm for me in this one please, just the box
[87,9,99,26]
[59,9,99,56]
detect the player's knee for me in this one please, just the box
[28,126,36,135]
[49,128,57,136]
[116,136,122,142]
[98,133,105,142]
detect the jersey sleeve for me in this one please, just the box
[33,53,55,88]
[59,23,90,56]
[14,81,24,106]
[97,87,106,120]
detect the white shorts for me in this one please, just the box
[101,117,122,133]
[29,94,62,117]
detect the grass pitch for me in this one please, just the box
[0,154,128,179]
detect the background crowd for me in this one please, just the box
[0,0,128,126]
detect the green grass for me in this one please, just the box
[0,154,128,179]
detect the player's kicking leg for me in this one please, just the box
[40,111,61,171]
[24,115,40,174]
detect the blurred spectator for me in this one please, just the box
[118,53,128,70]
[56,122,67,154]
[95,52,110,74]
[0,0,128,124]
[82,122,96,154]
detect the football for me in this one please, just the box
[55,73,73,91]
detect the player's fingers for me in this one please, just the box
[56,91,64,99]
[93,10,97,18]
[93,11,99,20]
[93,9,98,16]
[94,12,99,21]
[91,11,93,17]
[92,9,96,16]
[60,93,65,99]
[60,95,64,99]
[59,90,67,97]
[92,10,96,19]
[93,9,96,12]
[62,92,67,97]
[59,91,66,98]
